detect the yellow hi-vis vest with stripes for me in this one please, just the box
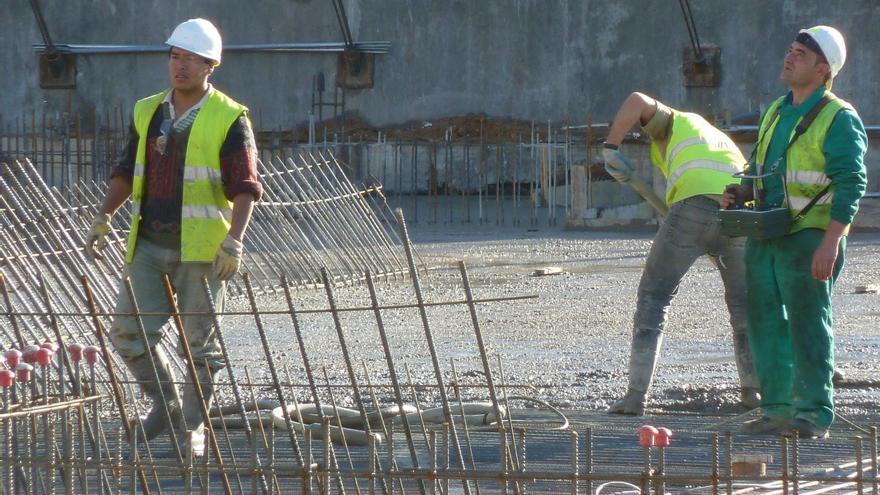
[127,89,247,262]
[754,91,851,234]
[649,111,745,205]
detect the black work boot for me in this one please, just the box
[785,418,830,439]
[740,416,788,435]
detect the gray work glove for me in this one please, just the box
[602,148,635,183]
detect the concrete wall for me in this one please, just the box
[3,0,880,129]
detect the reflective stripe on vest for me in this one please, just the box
[789,193,833,211]
[651,111,745,205]
[666,137,708,163]
[127,88,247,262]
[184,165,224,182]
[181,205,233,223]
[666,159,742,190]
[755,91,851,233]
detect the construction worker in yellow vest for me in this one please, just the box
[83,18,262,456]
[603,92,758,415]
[723,26,867,439]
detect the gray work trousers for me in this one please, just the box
[633,194,756,390]
[108,236,227,370]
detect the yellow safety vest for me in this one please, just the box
[755,91,851,233]
[650,111,745,205]
[127,89,247,262]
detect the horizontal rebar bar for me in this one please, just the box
[1,294,536,318]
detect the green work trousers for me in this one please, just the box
[745,228,845,429]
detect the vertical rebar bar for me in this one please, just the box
[570,430,578,495]
[430,430,438,495]
[449,361,479,495]
[81,276,152,495]
[160,274,233,495]
[712,432,719,495]
[793,433,800,495]
[364,270,428,495]
[243,368,283,495]
[321,419,331,495]
[857,436,865,495]
[782,436,789,495]
[201,276,270,494]
[318,268,373,429]
[725,431,733,495]
[394,209,471,495]
[240,273,305,470]
[320,367,357,495]
[871,426,878,495]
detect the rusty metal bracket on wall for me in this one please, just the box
[683,44,721,87]
[29,0,76,89]
[332,0,375,89]
[678,0,720,87]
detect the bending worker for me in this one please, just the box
[84,18,262,455]
[723,26,866,439]
[603,92,759,415]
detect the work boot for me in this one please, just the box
[178,364,219,457]
[740,416,788,435]
[608,387,647,415]
[785,418,829,439]
[609,328,663,416]
[739,387,761,409]
[123,348,182,442]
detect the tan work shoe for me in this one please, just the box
[785,418,829,439]
[608,388,647,416]
[740,416,788,435]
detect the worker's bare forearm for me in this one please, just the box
[227,193,256,241]
[99,176,133,216]
[822,220,847,244]
[606,92,658,146]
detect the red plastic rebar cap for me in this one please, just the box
[41,342,59,353]
[83,346,100,366]
[4,350,22,368]
[0,370,13,388]
[15,363,33,382]
[35,348,53,367]
[638,425,659,447]
[655,427,672,447]
[67,343,84,363]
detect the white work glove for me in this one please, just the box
[84,213,112,259]
[212,235,244,281]
[602,147,635,184]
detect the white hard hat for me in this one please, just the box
[798,25,847,78]
[166,18,223,65]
